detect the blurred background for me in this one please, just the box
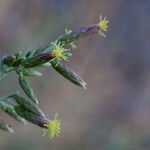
[0,0,150,150]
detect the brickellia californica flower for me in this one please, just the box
[0,14,109,140]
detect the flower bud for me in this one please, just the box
[51,61,87,89]
[15,106,48,128]
[23,52,53,68]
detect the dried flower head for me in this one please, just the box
[43,114,61,140]
[98,15,109,37]
[51,42,70,61]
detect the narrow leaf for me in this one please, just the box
[10,94,45,117]
[22,69,42,77]
[18,73,38,104]
[0,58,7,78]
[11,52,24,67]
[0,101,26,124]
[0,121,14,132]
[32,47,46,56]
[3,55,16,67]
[42,62,51,67]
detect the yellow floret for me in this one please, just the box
[98,15,109,37]
[51,42,69,61]
[43,114,61,140]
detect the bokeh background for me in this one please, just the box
[0,0,150,150]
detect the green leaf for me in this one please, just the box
[0,58,7,78]
[42,62,51,67]
[22,69,42,77]
[51,61,87,89]
[0,100,26,124]
[15,51,22,59]
[11,58,24,67]
[32,47,46,56]
[10,93,45,117]
[25,51,33,58]
[18,73,39,104]
[25,47,46,59]
[0,121,14,132]
[3,55,16,67]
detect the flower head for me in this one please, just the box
[98,15,109,37]
[43,114,61,140]
[51,42,71,61]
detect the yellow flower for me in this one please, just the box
[51,42,70,61]
[98,15,109,37]
[43,114,61,140]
